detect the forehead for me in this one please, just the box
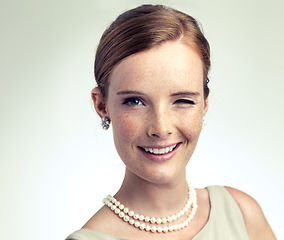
[109,41,203,91]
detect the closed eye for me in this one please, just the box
[174,99,195,105]
[122,97,144,106]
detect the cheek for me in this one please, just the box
[112,114,140,144]
[179,113,203,139]
[106,99,140,143]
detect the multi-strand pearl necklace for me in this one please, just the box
[102,181,197,233]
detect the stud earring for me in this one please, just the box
[101,117,111,130]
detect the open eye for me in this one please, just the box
[123,97,144,106]
[174,99,195,105]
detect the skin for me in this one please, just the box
[88,40,276,239]
[106,41,207,186]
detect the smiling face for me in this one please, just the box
[94,40,208,184]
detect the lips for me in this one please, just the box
[138,143,181,162]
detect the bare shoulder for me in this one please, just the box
[195,187,210,201]
[82,206,115,231]
[82,206,138,238]
[225,186,276,240]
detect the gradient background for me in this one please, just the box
[1,0,283,239]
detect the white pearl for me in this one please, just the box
[157,226,163,233]
[176,212,181,218]
[123,215,129,222]
[156,218,162,224]
[123,208,129,213]
[162,217,167,223]
[115,201,120,206]
[129,219,135,225]
[138,215,144,221]
[172,214,177,221]
[111,205,116,210]
[163,226,169,233]
[168,225,174,232]
[151,226,157,233]
[119,204,124,210]
[180,210,185,216]
[113,199,117,204]
[134,221,140,228]
[150,217,156,224]
[173,225,178,231]
[167,216,173,223]
[107,202,112,207]
[145,216,150,222]
[114,208,120,214]
[145,225,151,232]
[139,223,145,230]
[128,211,134,217]
[119,212,125,218]
[134,213,139,220]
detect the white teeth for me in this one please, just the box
[169,145,175,151]
[153,148,159,154]
[143,144,177,155]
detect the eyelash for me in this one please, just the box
[122,97,144,106]
[174,99,195,105]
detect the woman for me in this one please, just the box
[66,4,276,240]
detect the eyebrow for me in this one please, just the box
[117,90,200,97]
[117,90,145,95]
[171,91,200,98]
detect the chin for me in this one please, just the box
[134,166,186,185]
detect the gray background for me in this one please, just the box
[1,0,283,239]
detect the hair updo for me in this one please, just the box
[95,4,210,99]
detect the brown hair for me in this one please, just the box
[95,4,210,99]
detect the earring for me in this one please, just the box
[101,117,111,130]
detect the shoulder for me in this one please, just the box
[225,186,276,240]
[82,206,137,238]
[83,206,115,232]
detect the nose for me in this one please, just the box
[147,107,172,139]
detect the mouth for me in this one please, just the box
[139,143,181,155]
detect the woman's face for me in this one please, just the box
[103,40,208,184]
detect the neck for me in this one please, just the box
[114,169,189,217]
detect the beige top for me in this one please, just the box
[65,186,249,240]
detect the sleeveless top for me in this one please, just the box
[65,186,249,240]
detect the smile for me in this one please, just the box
[141,144,178,155]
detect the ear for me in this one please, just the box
[91,87,108,118]
[203,89,209,116]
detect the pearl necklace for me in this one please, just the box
[102,181,198,233]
